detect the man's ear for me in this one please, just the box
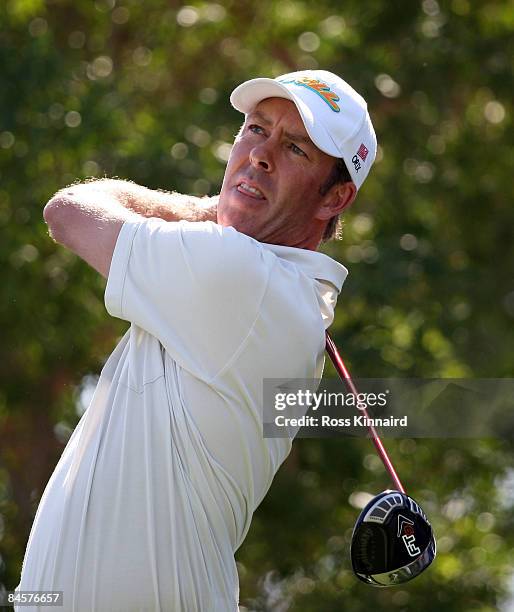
[316,181,357,221]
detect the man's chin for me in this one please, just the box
[217,214,260,239]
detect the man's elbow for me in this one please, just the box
[43,196,72,243]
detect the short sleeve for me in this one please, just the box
[105,218,271,380]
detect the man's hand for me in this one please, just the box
[43,179,219,278]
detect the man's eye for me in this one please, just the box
[248,124,264,134]
[289,143,307,157]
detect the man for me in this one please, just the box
[16,70,376,611]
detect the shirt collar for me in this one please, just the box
[262,243,348,292]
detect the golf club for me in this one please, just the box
[325,332,436,586]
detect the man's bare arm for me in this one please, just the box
[44,179,218,278]
[44,190,139,278]
[63,178,218,223]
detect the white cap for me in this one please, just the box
[230,69,377,190]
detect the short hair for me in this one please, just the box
[319,158,352,242]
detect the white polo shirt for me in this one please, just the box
[17,219,347,611]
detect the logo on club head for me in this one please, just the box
[397,514,421,557]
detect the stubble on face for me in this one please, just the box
[217,98,336,249]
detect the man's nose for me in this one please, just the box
[249,141,274,172]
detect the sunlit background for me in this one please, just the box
[1,0,513,610]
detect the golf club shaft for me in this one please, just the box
[325,332,406,494]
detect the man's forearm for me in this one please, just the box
[59,178,218,223]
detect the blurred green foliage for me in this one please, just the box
[1,0,513,610]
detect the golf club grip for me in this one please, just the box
[325,332,406,494]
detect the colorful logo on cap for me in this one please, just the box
[278,77,340,112]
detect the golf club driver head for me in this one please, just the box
[351,490,436,587]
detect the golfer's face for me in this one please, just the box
[217,97,336,247]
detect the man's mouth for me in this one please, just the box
[237,181,266,200]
